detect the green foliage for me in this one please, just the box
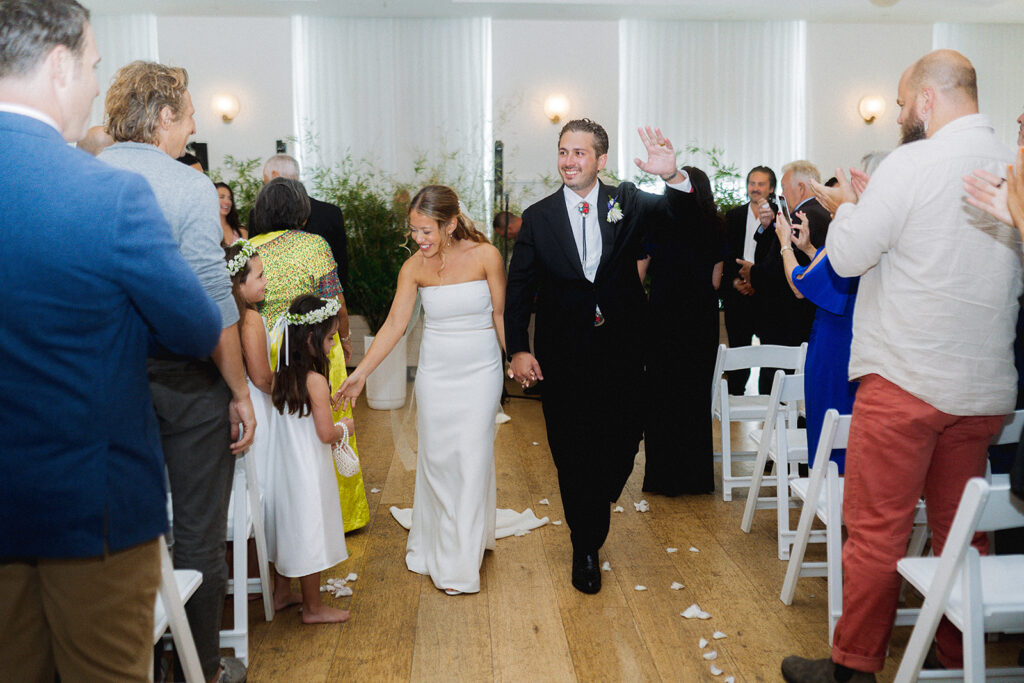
[309,157,410,334]
[686,145,745,213]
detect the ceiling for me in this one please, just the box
[85,0,1024,23]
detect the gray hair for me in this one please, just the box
[0,0,89,80]
[861,151,890,175]
[263,154,300,181]
[781,160,821,184]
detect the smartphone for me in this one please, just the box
[777,194,793,225]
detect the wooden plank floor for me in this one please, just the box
[238,379,1023,683]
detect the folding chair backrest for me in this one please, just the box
[992,409,1024,446]
[719,343,807,373]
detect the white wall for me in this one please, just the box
[805,22,932,176]
[492,19,619,208]
[157,16,293,170]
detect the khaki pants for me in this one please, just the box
[0,537,161,683]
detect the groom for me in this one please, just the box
[505,119,696,594]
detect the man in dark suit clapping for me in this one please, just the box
[505,120,696,594]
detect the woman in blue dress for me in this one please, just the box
[774,209,858,471]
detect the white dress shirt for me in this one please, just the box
[826,113,1022,415]
[743,202,760,263]
[562,174,693,283]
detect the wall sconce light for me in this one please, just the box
[858,95,885,124]
[543,94,570,124]
[211,94,240,123]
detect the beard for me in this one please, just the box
[900,114,926,145]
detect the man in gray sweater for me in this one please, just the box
[100,61,254,683]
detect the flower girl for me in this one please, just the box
[266,294,353,624]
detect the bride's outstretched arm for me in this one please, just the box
[332,259,419,410]
[483,244,507,353]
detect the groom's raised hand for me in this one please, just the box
[634,126,682,183]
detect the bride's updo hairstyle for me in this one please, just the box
[409,185,489,244]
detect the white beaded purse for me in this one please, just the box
[332,420,360,477]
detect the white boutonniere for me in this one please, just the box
[607,196,623,223]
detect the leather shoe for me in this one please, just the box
[571,550,601,594]
[780,656,875,683]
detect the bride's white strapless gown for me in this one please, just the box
[406,280,503,593]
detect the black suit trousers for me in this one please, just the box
[540,324,642,552]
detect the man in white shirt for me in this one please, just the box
[782,50,1022,683]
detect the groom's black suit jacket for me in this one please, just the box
[506,181,696,380]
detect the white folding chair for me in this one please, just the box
[711,342,807,501]
[154,535,204,683]
[740,370,809,560]
[221,451,274,664]
[779,410,848,643]
[895,478,1024,682]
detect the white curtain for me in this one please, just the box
[292,16,493,216]
[89,14,159,127]
[618,20,806,189]
[933,23,1024,147]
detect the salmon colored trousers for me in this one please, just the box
[831,374,1005,673]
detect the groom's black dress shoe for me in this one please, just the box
[571,550,601,594]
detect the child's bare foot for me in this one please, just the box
[301,605,350,624]
[273,591,303,610]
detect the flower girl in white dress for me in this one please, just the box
[265,294,353,623]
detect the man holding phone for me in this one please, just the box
[723,166,777,394]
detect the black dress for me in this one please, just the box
[641,215,723,496]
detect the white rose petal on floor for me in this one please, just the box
[601,561,611,571]
[633,499,650,512]
[666,547,678,553]
[613,505,624,513]
[370,487,380,493]
[699,638,708,649]
[634,585,647,591]
[495,411,511,424]
[710,664,722,676]
[681,603,711,619]
[689,546,700,552]
[671,581,685,590]
[703,650,717,660]
[552,520,562,525]
[713,631,727,639]
[538,498,549,505]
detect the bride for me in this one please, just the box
[334,185,506,595]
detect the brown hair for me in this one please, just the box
[272,295,338,418]
[558,118,609,157]
[223,241,257,322]
[408,185,488,245]
[105,61,189,145]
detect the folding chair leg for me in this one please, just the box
[780,471,824,604]
[158,537,204,683]
[963,548,985,682]
[740,428,772,533]
[244,455,275,622]
[826,463,842,646]
[777,457,794,560]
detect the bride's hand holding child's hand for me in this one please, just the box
[332,375,365,412]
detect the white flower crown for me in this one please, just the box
[226,239,256,276]
[284,297,341,326]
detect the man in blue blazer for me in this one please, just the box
[0,2,221,680]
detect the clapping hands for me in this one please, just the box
[964,147,1024,239]
[810,168,860,215]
